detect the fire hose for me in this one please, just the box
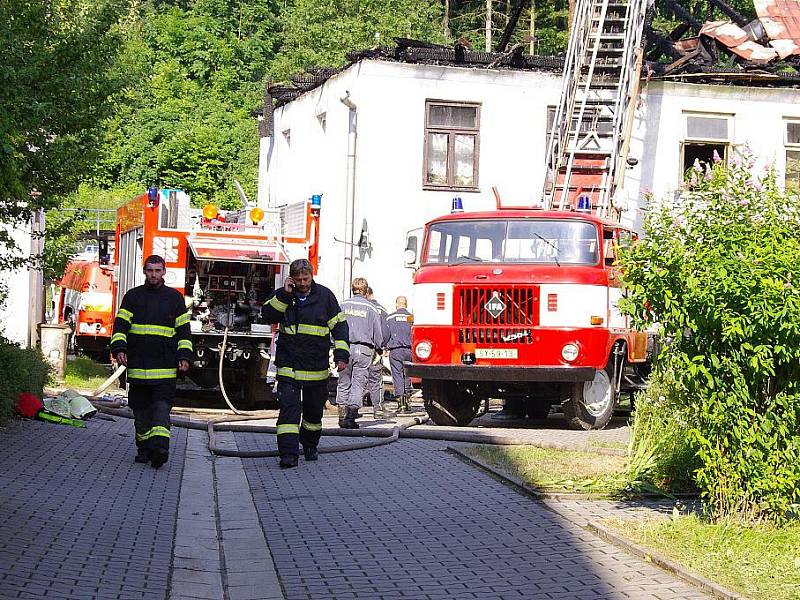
[90,365,624,457]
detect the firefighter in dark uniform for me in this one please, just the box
[365,287,390,419]
[110,254,193,469]
[387,296,413,412]
[261,259,349,469]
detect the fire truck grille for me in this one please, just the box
[458,327,534,345]
[456,286,538,329]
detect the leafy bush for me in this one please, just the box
[619,150,800,524]
[626,370,700,493]
[0,336,51,425]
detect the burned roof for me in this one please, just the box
[264,39,564,107]
[259,1,800,112]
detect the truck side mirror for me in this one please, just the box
[404,235,418,268]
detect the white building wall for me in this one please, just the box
[265,59,800,307]
[0,222,36,347]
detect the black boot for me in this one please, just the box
[279,455,299,469]
[303,447,319,461]
[134,448,149,464]
[337,405,348,428]
[150,448,168,469]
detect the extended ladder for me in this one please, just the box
[543,0,651,220]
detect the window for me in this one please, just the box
[423,219,599,266]
[785,120,800,193]
[681,112,733,174]
[423,101,480,190]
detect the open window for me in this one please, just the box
[785,119,800,194]
[681,112,733,175]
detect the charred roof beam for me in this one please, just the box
[707,0,749,27]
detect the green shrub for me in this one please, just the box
[627,369,700,493]
[619,150,800,524]
[0,335,51,425]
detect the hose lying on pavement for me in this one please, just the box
[93,402,430,457]
[92,400,624,457]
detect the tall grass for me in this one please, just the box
[626,369,700,493]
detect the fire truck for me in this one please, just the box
[55,253,114,358]
[113,187,320,406]
[405,0,654,429]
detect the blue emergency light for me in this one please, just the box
[451,196,464,213]
[147,187,159,207]
[311,194,322,209]
[576,194,591,212]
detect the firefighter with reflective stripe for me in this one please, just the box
[261,259,349,469]
[335,278,384,428]
[110,255,193,469]
[365,287,390,419]
[387,296,414,411]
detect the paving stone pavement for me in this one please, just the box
[236,431,709,600]
[1,412,708,600]
[0,418,186,600]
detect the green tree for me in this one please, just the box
[91,0,280,207]
[619,151,800,523]
[0,0,128,269]
[272,0,445,77]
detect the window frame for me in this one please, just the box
[680,111,734,176]
[422,99,481,192]
[784,118,800,193]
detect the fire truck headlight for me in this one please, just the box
[561,343,579,362]
[414,340,432,361]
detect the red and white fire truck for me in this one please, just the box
[113,187,320,406]
[404,206,653,430]
[405,0,653,429]
[55,254,114,358]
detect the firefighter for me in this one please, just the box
[386,296,414,412]
[335,277,383,429]
[261,259,349,468]
[110,254,193,469]
[365,287,390,419]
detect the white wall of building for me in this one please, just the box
[265,59,800,307]
[0,219,38,347]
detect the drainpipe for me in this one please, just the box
[339,90,358,299]
[257,79,275,208]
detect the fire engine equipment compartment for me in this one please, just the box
[183,250,279,399]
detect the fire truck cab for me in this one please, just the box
[405,208,652,430]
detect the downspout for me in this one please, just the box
[339,91,358,299]
[257,79,275,208]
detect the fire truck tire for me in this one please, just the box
[422,381,480,426]
[562,367,617,430]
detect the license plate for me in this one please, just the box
[475,348,518,359]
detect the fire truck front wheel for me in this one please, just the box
[422,380,481,426]
[562,366,617,430]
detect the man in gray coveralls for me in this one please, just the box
[335,277,384,429]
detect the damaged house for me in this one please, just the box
[256,0,800,303]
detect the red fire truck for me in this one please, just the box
[55,254,114,358]
[113,187,320,406]
[405,0,653,430]
[405,207,653,430]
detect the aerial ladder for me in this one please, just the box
[543,0,652,219]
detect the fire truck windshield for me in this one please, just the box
[423,219,599,266]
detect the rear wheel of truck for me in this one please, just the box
[562,364,619,431]
[422,380,480,426]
